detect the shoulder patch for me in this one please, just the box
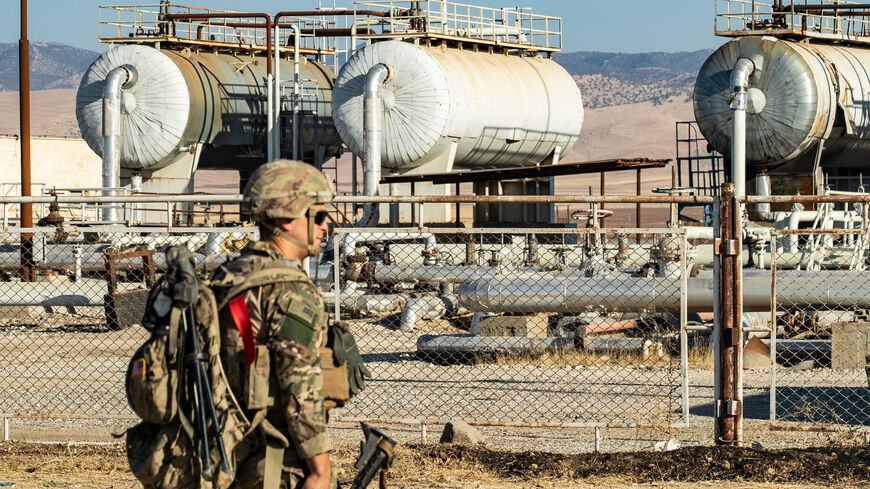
[277,296,318,347]
[286,300,316,324]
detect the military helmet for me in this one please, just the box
[244,159,335,222]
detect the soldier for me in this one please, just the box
[211,159,340,489]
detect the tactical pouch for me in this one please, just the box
[320,347,351,409]
[126,333,178,425]
[245,345,274,410]
[126,421,198,489]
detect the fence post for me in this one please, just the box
[715,182,743,446]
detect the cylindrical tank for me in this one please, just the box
[332,41,584,172]
[76,44,340,172]
[694,36,870,174]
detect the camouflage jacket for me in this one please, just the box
[210,240,329,459]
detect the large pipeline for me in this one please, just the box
[458,269,870,314]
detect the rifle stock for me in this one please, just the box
[350,423,396,489]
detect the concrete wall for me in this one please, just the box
[0,136,101,219]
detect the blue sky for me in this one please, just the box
[0,0,721,53]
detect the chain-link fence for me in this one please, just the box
[0,195,701,437]
[331,226,692,428]
[763,196,870,430]
[0,226,256,419]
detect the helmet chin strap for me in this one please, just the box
[264,212,320,257]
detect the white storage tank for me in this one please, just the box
[332,40,584,172]
[76,44,341,173]
[694,36,870,175]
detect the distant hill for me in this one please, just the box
[0,43,708,149]
[0,42,99,91]
[0,42,711,110]
[554,50,713,108]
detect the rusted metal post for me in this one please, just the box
[715,182,743,446]
[19,0,34,282]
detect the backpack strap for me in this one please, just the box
[215,262,310,311]
[215,261,312,368]
[263,442,285,489]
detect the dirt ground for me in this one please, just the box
[1,439,869,489]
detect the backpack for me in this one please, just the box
[125,246,252,489]
[124,246,355,489]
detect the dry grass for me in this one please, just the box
[688,346,715,370]
[5,440,870,488]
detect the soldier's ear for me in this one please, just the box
[272,218,294,231]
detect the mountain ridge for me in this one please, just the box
[0,42,708,109]
[0,42,99,91]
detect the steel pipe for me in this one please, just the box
[359,63,390,227]
[343,232,436,265]
[101,66,132,224]
[274,13,303,161]
[458,270,870,314]
[399,295,465,331]
[754,174,774,221]
[730,58,755,199]
[365,264,509,284]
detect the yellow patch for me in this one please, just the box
[131,358,146,378]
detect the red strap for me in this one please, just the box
[228,295,256,366]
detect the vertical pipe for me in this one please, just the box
[274,22,281,160]
[19,0,34,282]
[291,27,300,161]
[599,172,606,225]
[102,66,131,224]
[769,231,778,423]
[680,231,690,427]
[712,194,722,441]
[636,168,642,244]
[267,71,274,161]
[358,63,389,227]
[730,58,755,199]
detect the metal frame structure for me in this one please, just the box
[353,1,562,53]
[716,0,870,46]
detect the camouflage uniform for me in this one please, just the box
[214,159,337,489]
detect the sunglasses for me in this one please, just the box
[313,210,329,226]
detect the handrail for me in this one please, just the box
[715,0,870,45]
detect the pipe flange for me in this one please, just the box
[421,248,439,258]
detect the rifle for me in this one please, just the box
[181,307,232,476]
[349,423,396,489]
[168,246,232,477]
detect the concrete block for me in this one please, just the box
[831,321,870,370]
[478,314,548,337]
[440,420,485,445]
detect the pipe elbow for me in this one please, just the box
[730,58,755,92]
[364,63,390,95]
[102,66,133,99]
